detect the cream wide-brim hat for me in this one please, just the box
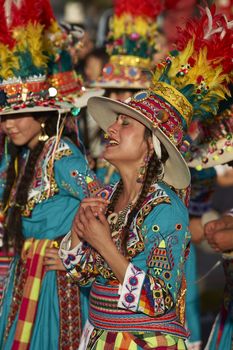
[88,96,191,189]
[0,89,105,116]
[89,79,150,90]
[0,101,73,116]
[74,88,105,108]
[188,138,233,169]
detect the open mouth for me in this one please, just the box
[107,138,119,147]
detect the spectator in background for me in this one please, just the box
[84,47,109,84]
[204,209,233,350]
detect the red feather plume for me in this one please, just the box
[39,0,56,28]
[114,0,163,19]
[0,0,15,47]
[176,5,233,75]
[10,0,50,27]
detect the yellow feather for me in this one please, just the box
[112,14,156,39]
[26,23,48,68]
[152,38,230,115]
[0,43,19,80]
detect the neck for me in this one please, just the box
[117,165,143,206]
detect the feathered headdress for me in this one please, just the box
[91,0,163,89]
[87,5,233,189]
[0,0,101,115]
[153,5,233,122]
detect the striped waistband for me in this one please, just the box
[89,282,189,338]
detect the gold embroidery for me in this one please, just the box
[151,82,193,124]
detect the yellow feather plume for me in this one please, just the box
[112,14,157,39]
[0,43,19,80]
[153,39,230,108]
[26,23,48,68]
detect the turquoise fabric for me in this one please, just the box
[185,244,201,344]
[0,137,95,349]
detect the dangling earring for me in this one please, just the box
[136,156,148,183]
[38,122,49,142]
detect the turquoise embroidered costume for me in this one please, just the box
[60,182,191,349]
[0,141,11,303]
[0,137,98,349]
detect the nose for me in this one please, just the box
[107,119,119,136]
[1,117,15,131]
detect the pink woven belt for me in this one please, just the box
[89,281,189,338]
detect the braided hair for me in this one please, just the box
[107,129,169,255]
[3,111,77,253]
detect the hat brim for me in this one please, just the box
[74,88,105,108]
[188,138,233,168]
[89,80,150,90]
[0,101,73,116]
[88,96,190,189]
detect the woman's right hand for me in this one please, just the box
[79,197,110,217]
[70,197,110,248]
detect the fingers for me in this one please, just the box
[204,219,227,236]
[44,248,66,271]
[97,211,108,226]
[44,248,59,258]
[204,221,217,235]
[81,197,109,208]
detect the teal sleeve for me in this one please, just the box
[54,144,100,201]
[141,200,191,303]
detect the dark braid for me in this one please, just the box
[2,111,75,253]
[106,130,169,255]
[4,142,45,252]
[2,142,20,208]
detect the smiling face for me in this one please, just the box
[103,114,153,170]
[1,113,42,149]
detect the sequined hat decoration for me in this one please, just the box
[186,104,233,169]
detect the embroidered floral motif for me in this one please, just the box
[22,138,73,217]
[118,264,145,311]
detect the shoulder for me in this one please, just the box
[54,137,84,160]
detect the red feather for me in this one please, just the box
[175,5,233,74]
[114,0,163,19]
[10,0,48,27]
[39,0,56,28]
[0,0,15,47]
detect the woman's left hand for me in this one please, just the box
[73,205,112,253]
[44,248,66,271]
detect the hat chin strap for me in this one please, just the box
[152,134,162,159]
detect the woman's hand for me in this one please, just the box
[204,216,233,252]
[79,197,110,216]
[70,197,110,248]
[44,248,66,271]
[73,205,129,283]
[73,205,112,253]
[205,229,233,252]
